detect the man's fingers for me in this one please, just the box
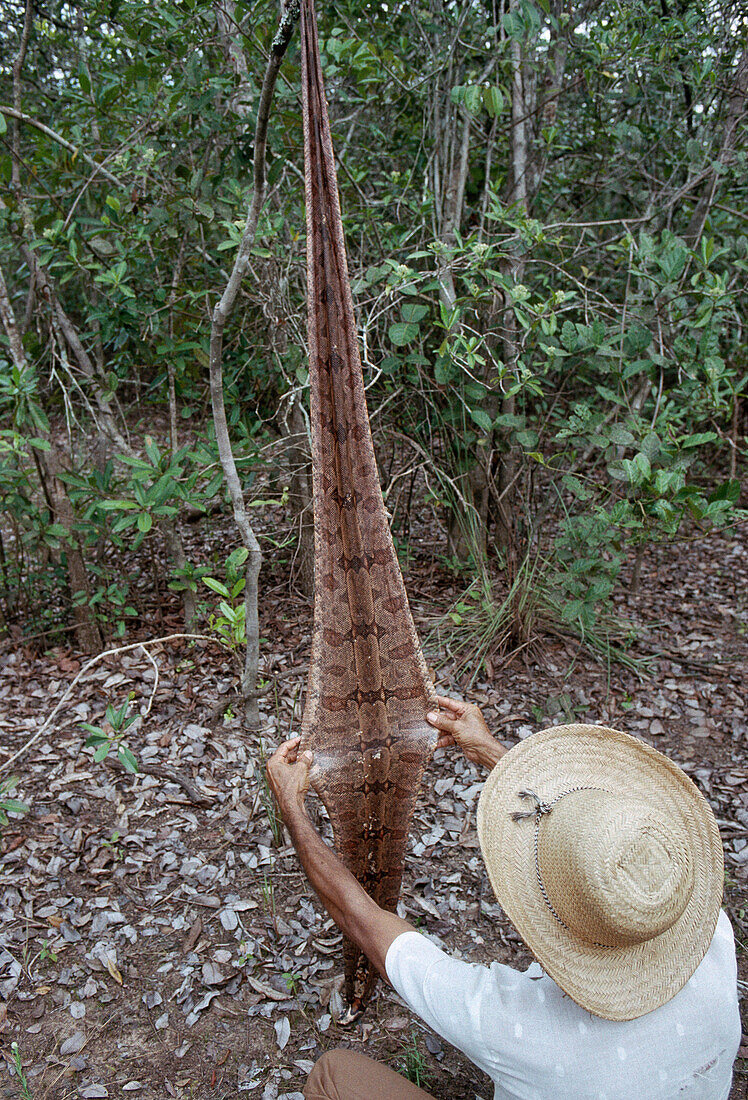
[427,710,458,734]
[269,736,303,770]
[433,695,466,716]
[275,736,301,759]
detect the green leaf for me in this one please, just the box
[204,577,231,597]
[118,745,139,774]
[607,425,635,447]
[639,432,661,461]
[680,431,717,448]
[502,10,525,39]
[450,85,482,114]
[85,731,109,745]
[0,113,6,136]
[633,452,652,480]
[469,408,493,434]
[2,798,28,814]
[401,302,428,323]
[560,321,577,351]
[94,742,110,762]
[708,479,740,504]
[562,474,592,501]
[389,322,419,346]
[226,547,249,572]
[137,512,152,533]
[144,435,161,465]
[482,86,504,117]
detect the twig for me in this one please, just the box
[138,643,160,717]
[104,758,214,806]
[0,633,225,775]
[0,105,122,186]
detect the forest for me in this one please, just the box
[0,0,746,1096]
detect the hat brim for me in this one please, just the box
[477,725,723,1020]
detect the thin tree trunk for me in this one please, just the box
[495,0,530,561]
[208,0,300,728]
[684,47,747,246]
[0,260,102,650]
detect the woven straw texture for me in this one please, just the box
[298,0,437,1017]
[477,725,723,1020]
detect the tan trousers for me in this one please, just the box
[304,1049,435,1100]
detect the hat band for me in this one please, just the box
[511,787,615,947]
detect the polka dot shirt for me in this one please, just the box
[386,911,741,1099]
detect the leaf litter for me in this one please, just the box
[0,523,746,1098]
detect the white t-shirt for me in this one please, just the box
[385,910,741,1100]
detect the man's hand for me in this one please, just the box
[426,695,506,770]
[266,736,313,821]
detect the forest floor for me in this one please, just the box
[1,506,747,1100]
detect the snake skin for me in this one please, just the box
[298,0,437,1020]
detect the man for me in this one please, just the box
[267,696,742,1099]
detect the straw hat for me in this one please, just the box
[477,724,723,1021]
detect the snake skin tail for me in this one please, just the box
[299,0,437,1019]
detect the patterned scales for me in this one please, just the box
[298,0,437,1020]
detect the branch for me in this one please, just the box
[0,261,29,372]
[0,105,122,187]
[105,757,215,806]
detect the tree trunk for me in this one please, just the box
[208,0,301,727]
[0,260,102,651]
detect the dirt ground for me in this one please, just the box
[1,513,746,1099]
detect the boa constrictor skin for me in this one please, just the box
[298,0,437,1021]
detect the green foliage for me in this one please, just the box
[203,546,249,649]
[0,776,29,830]
[398,1030,432,1090]
[10,1042,33,1100]
[0,0,745,656]
[80,694,140,774]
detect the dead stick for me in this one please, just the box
[104,757,214,806]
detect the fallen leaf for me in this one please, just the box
[182,916,202,954]
[60,1030,86,1056]
[248,976,288,1001]
[274,1016,291,1050]
[105,957,123,985]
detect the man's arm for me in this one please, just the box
[266,737,414,978]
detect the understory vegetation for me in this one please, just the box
[0,0,745,703]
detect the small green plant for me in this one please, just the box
[84,578,138,639]
[203,547,249,648]
[282,971,299,994]
[39,938,58,964]
[237,939,254,966]
[0,777,29,829]
[80,694,140,774]
[10,1041,33,1100]
[102,830,124,862]
[398,1030,431,1089]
